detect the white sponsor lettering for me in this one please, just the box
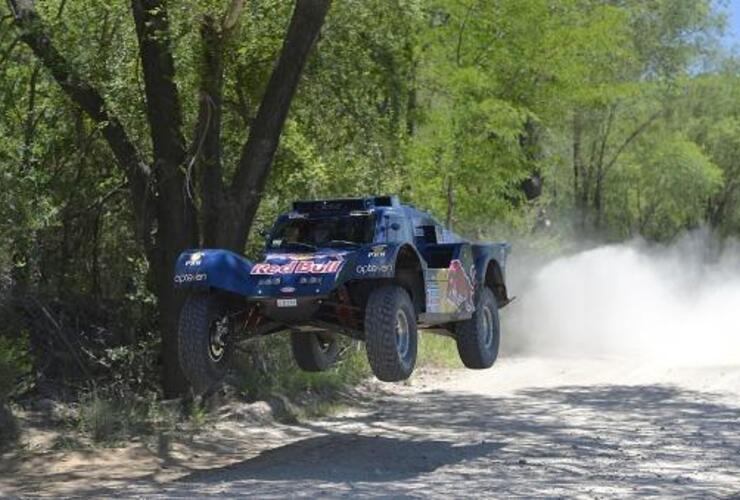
[174,272,207,284]
[185,252,203,267]
[368,245,387,258]
[251,259,342,275]
[356,264,393,275]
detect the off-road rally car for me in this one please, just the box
[174,196,511,393]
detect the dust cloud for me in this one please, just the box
[504,231,740,366]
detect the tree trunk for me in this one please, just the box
[196,16,229,248]
[519,117,543,201]
[132,0,199,396]
[594,169,604,230]
[572,112,586,229]
[445,176,454,229]
[153,260,188,397]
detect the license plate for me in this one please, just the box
[276,298,297,308]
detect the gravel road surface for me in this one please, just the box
[3,356,739,498]
[131,358,740,497]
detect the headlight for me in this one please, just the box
[298,276,322,285]
[258,277,281,286]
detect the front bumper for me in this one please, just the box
[252,295,327,322]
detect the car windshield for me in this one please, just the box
[269,215,375,250]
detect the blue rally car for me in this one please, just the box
[174,196,511,393]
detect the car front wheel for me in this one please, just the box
[364,285,418,382]
[178,293,234,395]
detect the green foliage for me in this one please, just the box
[96,334,161,397]
[249,0,421,249]
[680,67,740,235]
[0,335,27,449]
[609,135,723,239]
[401,0,724,234]
[1,0,738,410]
[0,334,32,401]
[234,331,463,401]
[77,390,131,442]
[235,336,371,400]
[417,332,462,369]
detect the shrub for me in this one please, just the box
[0,402,17,449]
[235,331,461,402]
[0,333,31,401]
[76,389,155,443]
[235,336,371,401]
[0,334,30,449]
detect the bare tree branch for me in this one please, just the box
[0,35,20,69]
[7,0,154,249]
[227,0,332,251]
[221,0,245,33]
[604,110,662,173]
[455,0,479,67]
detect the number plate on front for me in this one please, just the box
[277,298,297,308]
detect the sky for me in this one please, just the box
[723,0,740,48]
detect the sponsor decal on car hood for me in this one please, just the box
[250,250,349,276]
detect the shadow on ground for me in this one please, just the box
[181,434,503,484]
[3,380,739,497]
[155,383,740,498]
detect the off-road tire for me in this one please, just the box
[178,293,233,395]
[290,332,339,372]
[365,285,418,382]
[455,287,500,369]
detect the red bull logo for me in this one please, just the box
[251,259,343,275]
[447,259,474,309]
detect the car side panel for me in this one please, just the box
[472,243,510,286]
[421,243,475,322]
[348,243,400,280]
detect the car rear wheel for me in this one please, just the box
[178,293,234,395]
[290,332,339,372]
[455,287,500,369]
[365,285,418,382]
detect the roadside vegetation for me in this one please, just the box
[1,0,739,449]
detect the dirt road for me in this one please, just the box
[5,356,738,498]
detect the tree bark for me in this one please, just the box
[195,15,229,248]
[445,176,454,229]
[519,117,543,201]
[572,111,586,228]
[131,0,199,396]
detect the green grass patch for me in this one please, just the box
[235,336,371,401]
[417,331,463,369]
[236,330,462,404]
